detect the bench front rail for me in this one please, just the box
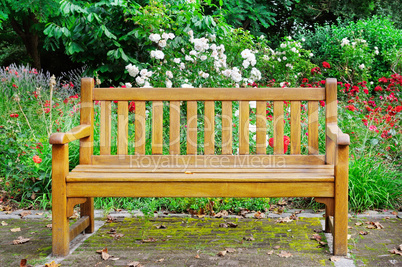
[50,78,349,256]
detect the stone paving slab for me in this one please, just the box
[0,211,400,266]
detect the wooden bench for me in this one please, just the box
[49,77,350,256]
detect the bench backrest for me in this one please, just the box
[79,78,337,165]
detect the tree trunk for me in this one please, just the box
[9,12,41,69]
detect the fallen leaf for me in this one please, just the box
[142,237,157,243]
[272,207,284,214]
[44,261,61,267]
[366,224,376,229]
[359,231,368,235]
[267,250,274,255]
[128,261,143,267]
[348,226,353,229]
[217,250,227,257]
[227,222,238,228]
[11,227,21,232]
[111,233,124,239]
[114,208,122,212]
[1,221,8,226]
[156,258,164,262]
[195,254,200,259]
[276,217,292,223]
[273,245,281,250]
[20,211,31,218]
[355,222,363,226]
[254,211,265,219]
[13,236,30,245]
[277,251,292,258]
[101,248,110,260]
[20,259,27,267]
[389,248,402,256]
[106,215,116,223]
[330,256,341,262]
[36,212,43,216]
[219,223,228,228]
[277,199,287,206]
[156,224,167,229]
[313,229,323,233]
[391,211,398,216]
[310,234,322,241]
[107,228,116,234]
[225,248,236,253]
[214,210,228,218]
[46,224,52,229]
[373,222,384,229]
[243,236,255,241]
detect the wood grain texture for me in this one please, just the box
[51,144,70,256]
[273,101,284,154]
[152,101,163,155]
[117,101,128,155]
[326,78,337,164]
[79,78,94,165]
[100,101,111,155]
[49,124,91,145]
[334,144,349,256]
[94,87,326,101]
[169,101,181,155]
[187,101,198,155]
[67,182,334,198]
[308,101,319,155]
[90,155,327,166]
[239,101,250,155]
[204,101,215,155]
[80,197,94,233]
[69,216,90,242]
[134,101,146,155]
[222,101,232,155]
[66,197,87,217]
[256,101,267,154]
[290,101,301,154]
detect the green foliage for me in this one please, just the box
[299,16,402,84]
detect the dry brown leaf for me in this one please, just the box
[330,256,341,262]
[391,211,398,216]
[20,211,31,218]
[44,261,61,267]
[277,199,287,206]
[273,245,281,250]
[13,236,30,245]
[227,222,238,228]
[267,250,274,255]
[36,212,43,216]
[355,222,363,226]
[107,228,116,234]
[156,258,164,262]
[1,221,8,226]
[277,251,292,258]
[142,237,157,243]
[214,210,228,218]
[46,224,52,229]
[276,217,292,223]
[389,249,402,256]
[348,226,353,229]
[101,248,110,260]
[366,224,376,229]
[20,259,28,267]
[106,215,116,223]
[156,224,167,229]
[11,227,21,232]
[310,234,322,241]
[217,250,227,257]
[225,248,236,253]
[243,236,255,241]
[128,261,143,267]
[195,254,200,259]
[359,231,368,235]
[254,211,264,219]
[219,223,228,228]
[373,222,384,229]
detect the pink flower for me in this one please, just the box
[368,125,377,131]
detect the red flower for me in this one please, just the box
[33,155,42,164]
[302,78,308,83]
[10,113,19,118]
[268,136,290,153]
[129,101,135,112]
[363,88,369,94]
[322,61,331,68]
[345,105,357,111]
[311,67,321,75]
[378,77,388,83]
[319,101,325,107]
[374,86,382,92]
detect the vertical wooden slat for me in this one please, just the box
[169,101,181,155]
[100,101,111,155]
[290,101,301,154]
[204,101,215,155]
[334,144,349,255]
[135,101,146,155]
[117,101,128,155]
[239,101,249,155]
[308,101,319,155]
[187,101,197,155]
[256,101,267,154]
[79,78,94,164]
[52,144,69,256]
[78,78,95,236]
[222,101,232,155]
[326,78,337,164]
[152,101,163,155]
[273,101,284,154]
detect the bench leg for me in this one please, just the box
[333,145,349,256]
[315,197,334,233]
[80,197,95,233]
[52,144,70,256]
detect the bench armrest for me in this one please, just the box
[326,123,350,146]
[49,124,91,145]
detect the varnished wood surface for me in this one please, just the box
[290,101,301,154]
[117,101,128,155]
[69,216,90,242]
[100,101,111,155]
[273,101,284,154]
[308,101,319,155]
[134,101,146,155]
[221,101,233,155]
[169,101,181,155]
[204,101,215,155]
[256,101,267,154]
[152,101,163,154]
[49,124,91,145]
[94,87,326,101]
